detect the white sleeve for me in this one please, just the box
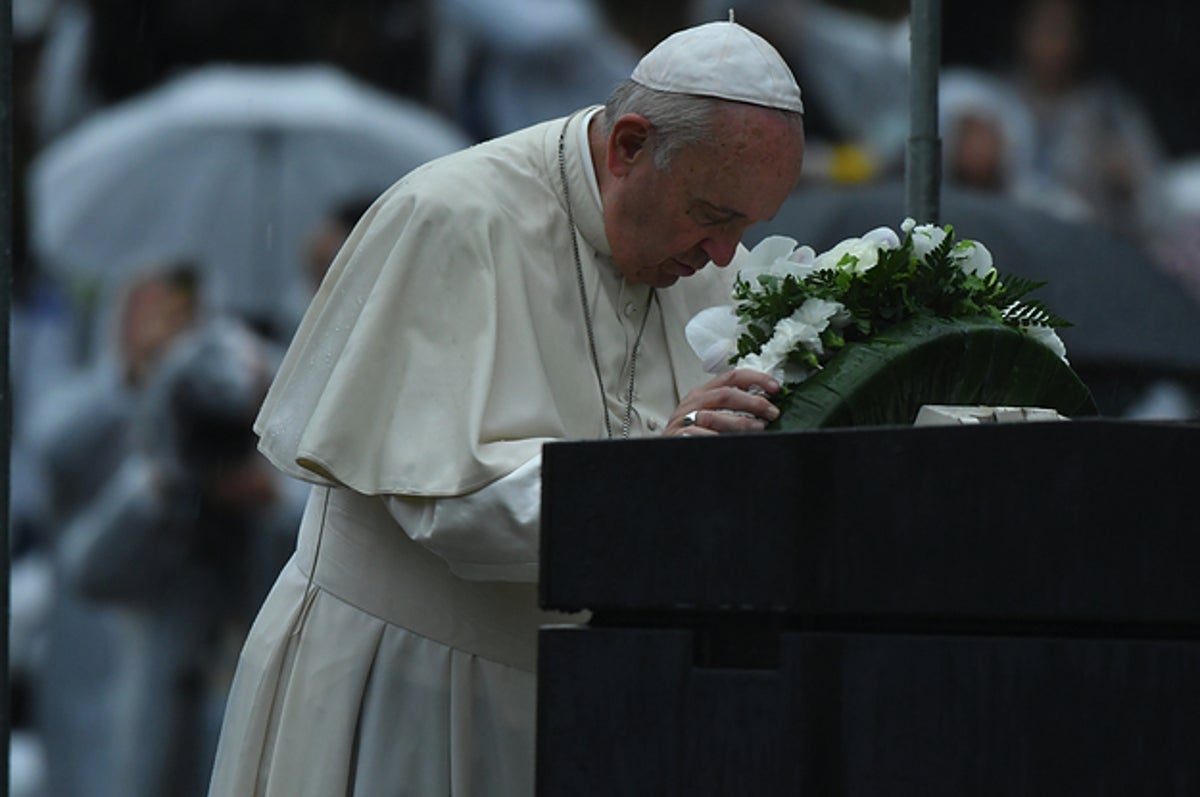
[384,454,542,583]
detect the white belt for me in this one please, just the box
[294,485,575,672]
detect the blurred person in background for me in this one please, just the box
[24,262,202,797]
[937,67,1090,221]
[1000,0,1167,241]
[938,69,1034,195]
[54,318,302,797]
[27,261,203,570]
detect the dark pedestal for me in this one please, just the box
[536,421,1200,796]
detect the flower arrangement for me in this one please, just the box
[686,218,1092,428]
[688,218,1070,385]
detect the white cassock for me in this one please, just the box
[208,107,743,796]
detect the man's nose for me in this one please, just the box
[700,233,739,268]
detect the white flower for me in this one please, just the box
[789,297,845,338]
[909,222,948,262]
[738,235,817,290]
[735,351,784,382]
[760,330,798,363]
[953,239,995,278]
[862,225,902,250]
[814,225,899,275]
[739,345,817,385]
[742,235,796,270]
[733,297,844,380]
[1022,324,1069,364]
[685,305,744,373]
[787,244,818,274]
[773,297,843,354]
[736,335,789,381]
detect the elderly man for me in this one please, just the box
[209,18,805,797]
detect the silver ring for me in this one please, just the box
[681,410,698,427]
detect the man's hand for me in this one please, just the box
[665,369,782,437]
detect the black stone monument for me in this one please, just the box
[537,420,1200,796]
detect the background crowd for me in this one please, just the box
[8,0,1200,794]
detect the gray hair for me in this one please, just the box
[601,80,719,171]
[601,79,804,172]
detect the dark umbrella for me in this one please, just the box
[749,181,1200,413]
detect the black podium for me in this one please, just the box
[536,420,1200,796]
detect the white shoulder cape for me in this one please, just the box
[254,110,741,497]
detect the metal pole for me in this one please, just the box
[1,0,14,787]
[906,0,942,224]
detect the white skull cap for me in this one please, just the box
[630,19,804,114]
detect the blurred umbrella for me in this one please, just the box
[751,181,1200,383]
[29,63,471,336]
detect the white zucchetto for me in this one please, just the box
[630,20,805,114]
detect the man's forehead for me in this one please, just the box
[688,165,793,223]
[672,117,801,220]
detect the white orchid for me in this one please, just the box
[734,351,783,383]
[783,297,846,346]
[902,217,996,279]
[738,235,819,290]
[684,304,744,373]
[812,226,901,275]
[906,219,948,262]
[862,225,902,250]
[953,239,995,278]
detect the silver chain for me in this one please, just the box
[558,114,653,439]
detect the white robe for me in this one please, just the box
[208,108,741,796]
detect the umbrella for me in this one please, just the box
[749,181,1200,412]
[29,63,472,336]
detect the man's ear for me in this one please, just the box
[607,114,653,177]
